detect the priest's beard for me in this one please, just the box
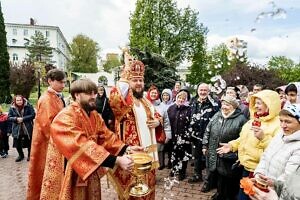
[80,99,97,114]
[132,90,144,99]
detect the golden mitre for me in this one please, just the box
[120,47,145,80]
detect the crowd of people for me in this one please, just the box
[0,51,300,200]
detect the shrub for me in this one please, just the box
[9,62,37,99]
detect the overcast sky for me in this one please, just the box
[2,0,300,64]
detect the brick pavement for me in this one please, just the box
[0,137,214,200]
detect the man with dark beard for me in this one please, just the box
[39,79,141,200]
[108,49,163,200]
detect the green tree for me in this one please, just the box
[186,42,209,84]
[69,34,99,73]
[0,2,11,103]
[26,31,53,64]
[268,56,300,82]
[208,44,233,75]
[103,54,121,73]
[130,0,207,65]
[187,43,235,85]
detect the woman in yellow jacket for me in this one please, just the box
[217,90,281,200]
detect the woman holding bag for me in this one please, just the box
[146,85,171,170]
[8,95,35,162]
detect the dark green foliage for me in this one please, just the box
[222,63,287,90]
[0,3,11,103]
[26,31,53,63]
[9,62,37,99]
[131,48,180,91]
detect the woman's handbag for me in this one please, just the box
[222,152,238,160]
[155,125,166,143]
[217,153,240,177]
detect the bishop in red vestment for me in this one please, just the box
[108,51,163,200]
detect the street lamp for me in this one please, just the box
[38,67,41,99]
[114,66,121,85]
[36,54,42,99]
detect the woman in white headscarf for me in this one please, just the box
[250,104,300,200]
[167,89,191,181]
[284,82,300,105]
[250,166,300,200]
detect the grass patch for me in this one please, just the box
[0,104,10,113]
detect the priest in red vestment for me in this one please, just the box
[27,69,66,200]
[39,79,140,200]
[108,49,163,200]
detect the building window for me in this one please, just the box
[12,39,17,44]
[46,30,50,37]
[24,38,30,46]
[13,29,17,35]
[12,53,18,61]
[24,29,28,36]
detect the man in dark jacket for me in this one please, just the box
[188,83,220,192]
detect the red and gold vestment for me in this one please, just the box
[39,102,125,200]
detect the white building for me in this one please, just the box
[177,59,191,81]
[71,72,115,94]
[5,19,70,70]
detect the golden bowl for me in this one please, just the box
[131,153,153,174]
[129,153,153,197]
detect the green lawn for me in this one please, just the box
[0,104,10,113]
[1,86,70,112]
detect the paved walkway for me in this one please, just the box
[0,138,214,200]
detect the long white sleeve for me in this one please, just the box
[118,81,129,98]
